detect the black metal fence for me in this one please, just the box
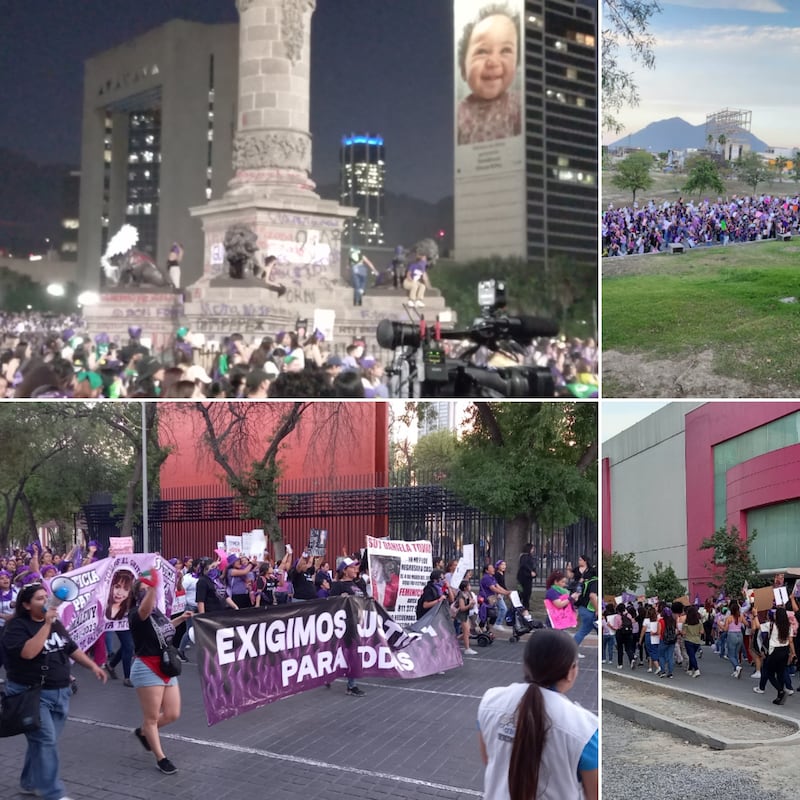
[83,475,596,584]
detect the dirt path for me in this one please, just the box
[602,349,799,398]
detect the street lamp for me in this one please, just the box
[46,283,65,297]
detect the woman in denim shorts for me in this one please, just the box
[128,571,193,776]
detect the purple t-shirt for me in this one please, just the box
[479,573,497,599]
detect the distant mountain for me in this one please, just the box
[609,116,769,154]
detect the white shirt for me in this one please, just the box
[182,573,198,607]
[478,683,597,800]
[0,587,17,627]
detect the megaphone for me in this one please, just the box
[47,576,80,608]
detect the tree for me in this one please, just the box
[644,561,685,603]
[774,155,788,182]
[682,156,725,197]
[793,151,800,183]
[0,405,144,552]
[611,151,654,203]
[179,403,359,549]
[735,152,771,194]
[717,134,727,160]
[446,403,597,567]
[699,524,767,600]
[602,1,663,132]
[602,550,642,597]
[412,430,458,481]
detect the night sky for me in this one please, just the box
[1,0,454,202]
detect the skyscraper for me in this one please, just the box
[453,0,597,267]
[339,134,386,247]
[77,20,238,289]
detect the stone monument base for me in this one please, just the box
[84,291,184,351]
[182,278,453,346]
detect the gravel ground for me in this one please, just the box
[603,712,797,800]
[603,674,796,741]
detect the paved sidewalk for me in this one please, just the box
[602,641,800,722]
[2,627,597,800]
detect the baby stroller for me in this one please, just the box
[508,593,543,644]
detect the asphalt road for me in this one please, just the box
[1,631,598,799]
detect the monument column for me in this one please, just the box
[228,0,317,197]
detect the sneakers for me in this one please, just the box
[617,664,623,669]
[346,686,366,697]
[407,300,417,307]
[601,659,607,664]
[416,301,425,308]
[123,678,134,688]
[577,653,586,659]
[774,693,786,705]
[463,648,478,655]
[647,667,653,673]
[752,671,761,679]
[753,687,765,693]
[733,666,742,679]
[692,670,701,677]
[104,663,118,680]
[134,727,151,752]
[177,650,189,662]
[19,788,40,797]
[157,757,178,775]
[785,688,794,696]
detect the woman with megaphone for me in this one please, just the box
[0,581,108,799]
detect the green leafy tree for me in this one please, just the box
[413,430,458,481]
[699,524,767,600]
[735,152,771,194]
[0,405,146,552]
[717,134,727,159]
[682,156,725,196]
[611,151,655,203]
[447,403,597,565]
[644,561,685,603]
[602,550,642,597]
[793,150,800,183]
[602,1,663,133]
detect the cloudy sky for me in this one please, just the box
[604,0,800,147]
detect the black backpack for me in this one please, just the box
[620,613,633,631]
[662,622,678,645]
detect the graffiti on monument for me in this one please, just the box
[110,306,180,319]
[208,224,342,282]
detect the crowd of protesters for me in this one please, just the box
[602,573,800,707]
[602,194,800,257]
[0,313,598,399]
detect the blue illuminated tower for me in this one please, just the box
[339,133,385,246]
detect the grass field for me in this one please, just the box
[602,240,800,397]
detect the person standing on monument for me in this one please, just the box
[166,242,183,290]
[350,249,378,306]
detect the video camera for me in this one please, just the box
[376,280,558,398]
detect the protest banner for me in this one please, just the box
[56,555,177,653]
[192,596,462,725]
[366,536,432,626]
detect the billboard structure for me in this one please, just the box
[454,0,527,260]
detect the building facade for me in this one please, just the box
[603,402,800,599]
[339,134,386,247]
[453,0,597,267]
[77,20,239,290]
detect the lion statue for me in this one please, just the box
[223,224,286,296]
